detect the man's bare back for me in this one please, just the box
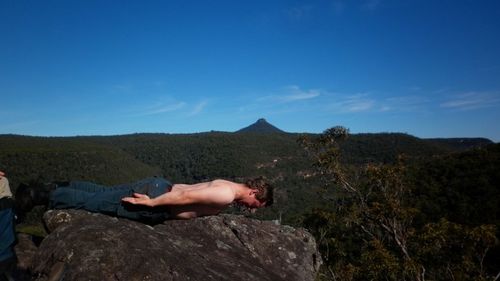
[168,180,238,219]
[122,179,258,219]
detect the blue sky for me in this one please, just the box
[1,0,499,141]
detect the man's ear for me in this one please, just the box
[249,189,258,196]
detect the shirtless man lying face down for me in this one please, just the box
[17,176,273,223]
[122,178,273,219]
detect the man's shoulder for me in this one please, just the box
[207,180,237,200]
[210,179,241,192]
[211,179,236,185]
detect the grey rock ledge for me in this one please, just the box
[29,210,321,281]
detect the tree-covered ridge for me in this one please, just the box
[410,143,500,227]
[0,131,455,221]
[339,133,449,164]
[300,128,499,280]
[86,132,303,183]
[0,131,481,204]
[424,137,494,151]
[0,131,488,222]
[0,135,160,189]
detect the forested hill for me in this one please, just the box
[0,131,488,190]
[424,137,494,151]
[0,134,161,187]
[0,131,453,221]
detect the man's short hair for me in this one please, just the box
[245,176,273,206]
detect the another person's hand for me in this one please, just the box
[0,171,5,179]
[122,193,153,207]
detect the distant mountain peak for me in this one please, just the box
[236,118,285,134]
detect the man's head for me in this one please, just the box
[241,176,273,209]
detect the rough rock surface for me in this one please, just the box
[30,210,321,281]
[14,233,37,271]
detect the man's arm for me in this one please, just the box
[121,185,235,207]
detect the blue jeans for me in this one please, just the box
[49,177,172,224]
[0,208,15,263]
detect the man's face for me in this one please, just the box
[239,191,266,212]
[245,198,266,208]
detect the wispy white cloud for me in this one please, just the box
[249,86,500,119]
[326,92,433,113]
[254,86,499,116]
[440,92,500,110]
[189,100,208,116]
[379,105,391,112]
[284,85,321,101]
[382,95,430,112]
[135,101,186,116]
[345,100,374,112]
[259,85,321,103]
[329,93,375,113]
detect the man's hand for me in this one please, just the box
[0,171,5,179]
[122,193,154,207]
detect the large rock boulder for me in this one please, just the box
[30,210,321,281]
